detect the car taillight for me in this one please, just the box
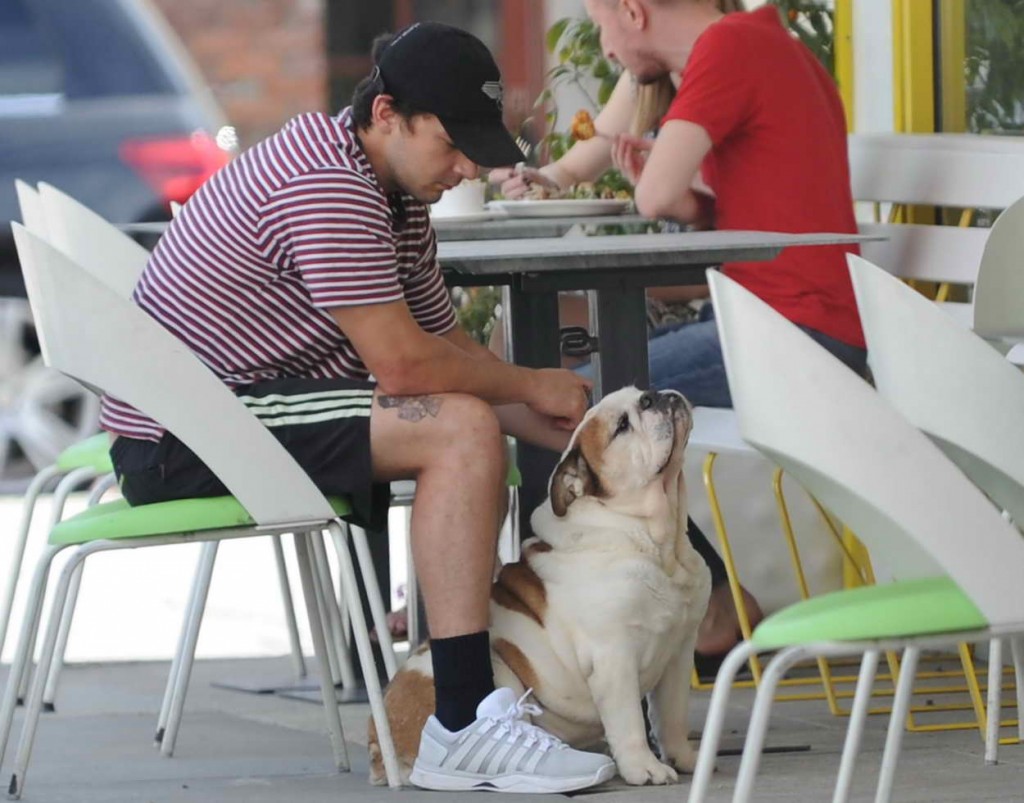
[119,131,231,210]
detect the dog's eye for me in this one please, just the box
[613,413,631,437]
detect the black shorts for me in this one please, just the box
[109,377,390,531]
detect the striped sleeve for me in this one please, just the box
[264,168,403,310]
[405,227,458,334]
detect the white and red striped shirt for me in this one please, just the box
[100,109,457,441]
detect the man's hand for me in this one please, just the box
[527,368,592,431]
[489,166,561,200]
[611,134,654,186]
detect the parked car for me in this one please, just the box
[0,0,234,482]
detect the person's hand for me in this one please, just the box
[611,134,654,186]
[526,368,592,431]
[488,166,561,200]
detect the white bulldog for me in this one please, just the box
[370,386,712,786]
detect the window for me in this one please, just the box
[0,0,62,97]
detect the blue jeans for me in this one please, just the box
[579,303,868,408]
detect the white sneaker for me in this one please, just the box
[409,687,615,793]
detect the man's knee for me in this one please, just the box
[433,394,505,468]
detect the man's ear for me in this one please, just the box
[370,94,399,132]
[549,446,600,517]
[621,0,648,30]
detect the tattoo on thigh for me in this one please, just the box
[377,394,443,422]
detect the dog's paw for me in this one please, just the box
[616,750,680,786]
[665,742,699,774]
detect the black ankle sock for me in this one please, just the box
[430,631,495,732]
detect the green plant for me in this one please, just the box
[534,17,623,163]
[453,286,503,345]
[965,0,1024,133]
[769,1,835,77]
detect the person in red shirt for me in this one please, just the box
[586,0,867,406]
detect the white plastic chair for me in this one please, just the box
[848,132,1024,332]
[688,270,1024,803]
[31,184,364,738]
[0,184,98,479]
[973,194,1024,345]
[0,183,113,676]
[3,225,402,795]
[850,253,1024,762]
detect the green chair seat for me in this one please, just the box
[55,433,114,474]
[751,576,987,651]
[49,495,352,546]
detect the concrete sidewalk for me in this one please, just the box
[1,655,1021,802]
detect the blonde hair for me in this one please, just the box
[628,0,745,136]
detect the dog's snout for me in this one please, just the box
[639,389,687,414]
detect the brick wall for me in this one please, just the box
[151,0,328,149]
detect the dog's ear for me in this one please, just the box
[549,445,599,517]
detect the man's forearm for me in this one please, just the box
[493,404,572,453]
[377,333,538,406]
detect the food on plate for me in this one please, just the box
[523,180,631,202]
[570,109,597,141]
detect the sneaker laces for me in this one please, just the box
[484,689,567,752]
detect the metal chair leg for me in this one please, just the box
[733,645,812,802]
[0,465,59,657]
[41,475,113,711]
[311,532,354,688]
[271,535,306,678]
[328,521,400,787]
[155,542,216,745]
[0,544,64,767]
[833,650,881,803]
[1011,637,1024,743]
[689,640,757,803]
[293,532,349,772]
[39,561,84,711]
[349,523,397,679]
[985,638,1004,765]
[160,541,220,758]
[874,647,920,803]
[9,543,96,799]
[14,467,97,705]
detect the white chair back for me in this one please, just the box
[14,181,47,238]
[37,182,149,298]
[973,195,1024,340]
[857,222,988,285]
[850,254,1024,526]
[12,224,337,526]
[849,133,1024,209]
[707,269,1024,629]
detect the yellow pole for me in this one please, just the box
[892,0,935,223]
[834,0,854,131]
[937,0,967,132]
[892,0,935,134]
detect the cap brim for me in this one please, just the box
[441,118,525,168]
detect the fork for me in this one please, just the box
[514,135,535,164]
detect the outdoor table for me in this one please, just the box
[120,212,656,245]
[439,228,882,528]
[431,212,653,241]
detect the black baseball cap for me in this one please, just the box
[376,22,525,168]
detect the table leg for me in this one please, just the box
[507,287,561,535]
[589,287,649,399]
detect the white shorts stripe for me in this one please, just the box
[253,407,372,428]
[242,397,372,419]
[238,388,374,407]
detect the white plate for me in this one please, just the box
[429,211,498,224]
[487,199,631,218]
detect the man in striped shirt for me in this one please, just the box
[102,22,614,794]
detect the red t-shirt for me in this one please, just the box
[663,6,864,348]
